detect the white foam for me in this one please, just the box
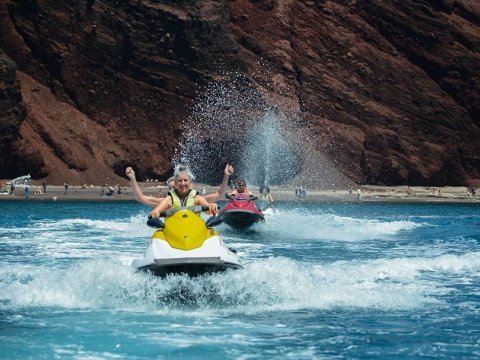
[32,213,151,236]
[1,252,478,315]
[0,213,153,260]
[264,211,421,241]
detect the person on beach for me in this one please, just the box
[259,185,274,203]
[163,176,175,196]
[42,181,47,194]
[166,177,175,189]
[295,186,306,199]
[149,164,217,218]
[125,163,234,207]
[469,186,477,197]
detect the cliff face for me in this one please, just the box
[0,49,29,175]
[0,0,479,186]
[227,0,480,185]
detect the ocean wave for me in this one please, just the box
[2,252,478,315]
[258,210,422,241]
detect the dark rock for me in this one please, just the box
[0,48,28,178]
[0,0,478,186]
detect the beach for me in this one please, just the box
[0,183,478,203]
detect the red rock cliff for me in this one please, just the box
[0,0,479,186]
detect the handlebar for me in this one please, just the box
[147,216,165,229]
[206,215,223,227]
[225,193,258,201]
[148,207,221,228]
[153,205,209,219]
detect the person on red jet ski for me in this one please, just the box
[229,179,253,196]
[220,179,264,229]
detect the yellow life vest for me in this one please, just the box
[260,193,269,201]
[170,189,198,208]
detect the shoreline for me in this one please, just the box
[0,184,478,204]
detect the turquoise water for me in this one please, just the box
[1,200,479,359]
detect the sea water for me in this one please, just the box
[0,200,479,359]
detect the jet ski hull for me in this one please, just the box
[219,194,265,230]
[137,257,243,277]
[221,210,264,229]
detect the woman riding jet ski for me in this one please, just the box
[131,206,242,277]
[132,165,242,277]
[218,179,265,230]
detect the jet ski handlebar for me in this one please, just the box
[147,216,165,229]
[147,206,216,228]
[225,193,258,201]
[157,206,208,218]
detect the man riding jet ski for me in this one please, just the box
[132,165,242,276]
[218,179,265,230]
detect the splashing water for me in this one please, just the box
[241,109,301,186]
[176,74,265,183]
[176,73,351,188]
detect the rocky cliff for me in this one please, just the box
[0,0,479,186]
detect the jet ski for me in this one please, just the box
[218,193,265,230]
[132,205,242,277]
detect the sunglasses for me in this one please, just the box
[237,184,246,187]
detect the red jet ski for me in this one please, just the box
[219,193,265,229]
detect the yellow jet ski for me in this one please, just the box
[132,206,243,277]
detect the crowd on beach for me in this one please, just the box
[0,164,276,206]
[0,171,478,203]
[350,185,478,199]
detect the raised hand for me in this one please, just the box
[125,166,136,181]
[225,164,234,176]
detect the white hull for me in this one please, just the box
[132,236,242,277]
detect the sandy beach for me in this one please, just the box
[0,183,478,203]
